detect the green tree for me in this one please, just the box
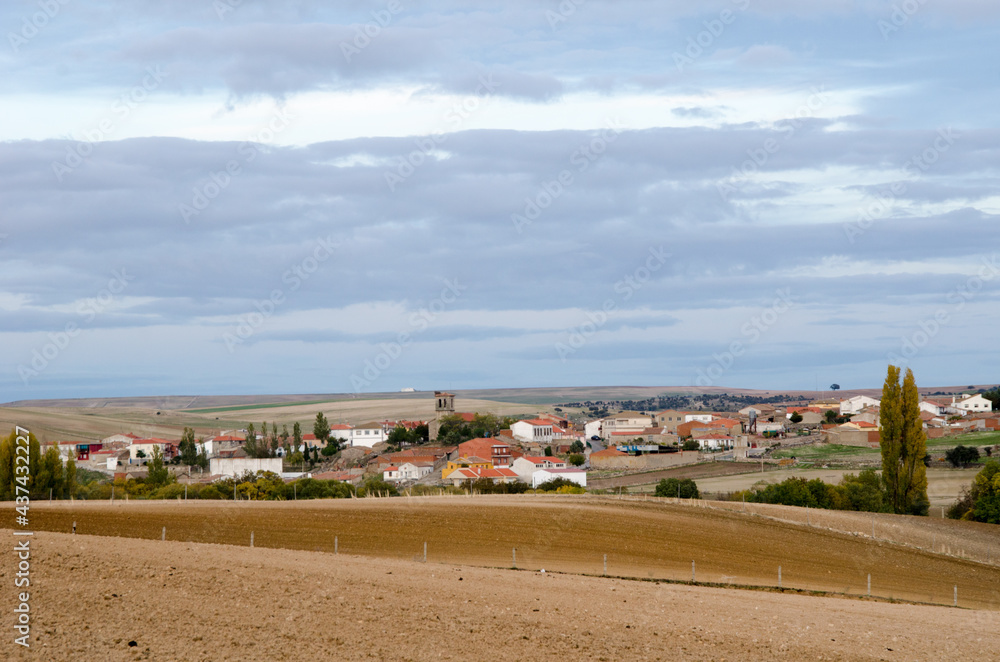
[567,453,585,466]
[280,424,290,447]
[244,423,258,457]
[824,409,838,423]
[945,445,981,468]
[314,412,330,446]
[970,460,1000,523]
[655,478,700,499]
[569,440,585,454]
[147,445,172,488]
[179,427,199,466]
[880,366,929,515]
[28,436,41,493]
[34,445,64,498]
[64,457,77,498]
[789,411,803,424]
[544,445,553,457]
[0,432,14,501]
[682,439,700,451]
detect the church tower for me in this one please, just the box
[428,391,455,441]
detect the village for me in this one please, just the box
[41,389,1000,495]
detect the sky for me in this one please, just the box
[1,0,999,402]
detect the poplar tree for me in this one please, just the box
[880,365,929,515]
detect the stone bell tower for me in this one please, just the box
[428,391,455,441]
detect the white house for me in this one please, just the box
[920,399,960,417]
[684,413,714,423]
[384,461,434,482]
[511,419,554,444]
[128,438,177,463]
[584,420,603,440]
[601,412,652,435]
[696,433,734,450]
[531,467,587,489]
[350,422,388,448]
[511,456,567,482]
[955,394,993,414]
[329,424,353,445]
[209,457,282,478]
[840,395,880,415]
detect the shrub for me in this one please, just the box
[567,453,585,466]
[654,478,700,499]
[535,477,583,493]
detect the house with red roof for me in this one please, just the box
[510,455,567,482]
[456,438,512,467]
[445,466,519,487]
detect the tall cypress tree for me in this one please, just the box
[880,365,903,511]
[880,365,929,515]
[900,368,929,514]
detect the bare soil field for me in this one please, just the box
[5,528,999,661]
[21,496,1000,611]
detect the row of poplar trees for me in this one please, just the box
[0,431,77,501]
[879,365,929,515]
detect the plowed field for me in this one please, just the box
[24,495,1000,610]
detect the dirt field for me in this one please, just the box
[21,496,1000,611]
[3,528,998,661]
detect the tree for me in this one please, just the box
[945,445,981,468]
[655,478,700,499]
[179,427,199,466]
[314,412,331,449]
[789,411,803,424]
[0,432,14,501]
[544,446,553,457]
[830,384,840,392]
[682,439,700,451]
[880,366,929,515]
[147,445,172,488]
[244,423,258,457]
[280,424,290,446]
[569,440,585,454]
[64,458,77,498]
[567,453,585,466]
[824,409,838,423]
[293,421,302,451]
[970,460,1000,523]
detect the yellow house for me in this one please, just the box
[441,455,491,479]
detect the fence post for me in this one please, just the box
[161,526,166,541]
[185,485,188,501]
[603,554,607,576]
[423,542,427,563]
[512,547,517,569]
[72,521,76,535]
[778,566,782,589]
[335,536,338,555]
[250,531,254,548]
[692,561,696,583]
[867,573,871,597]
[954,585,958,607]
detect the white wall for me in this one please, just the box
[531,469,586,489]
[209,457,283,477]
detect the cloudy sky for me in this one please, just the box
[2,0,999,401]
